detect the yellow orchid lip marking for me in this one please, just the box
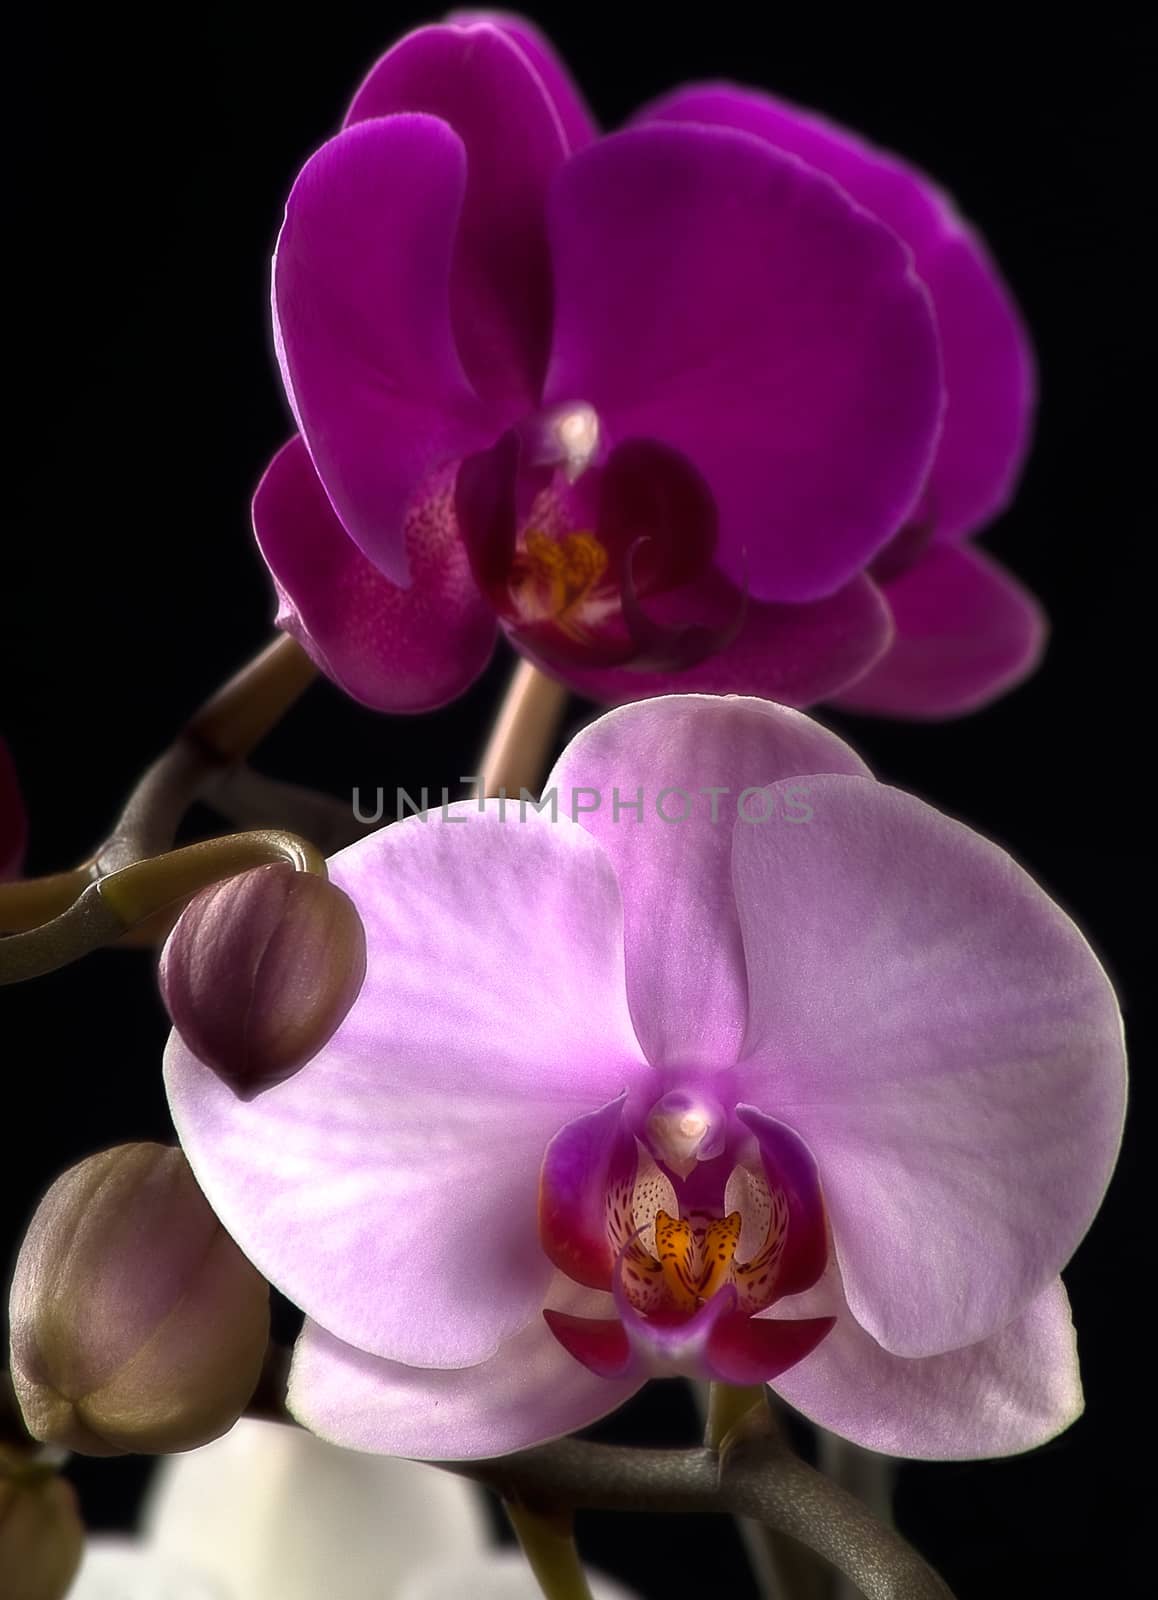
[698,1212,743,1301]
[655,1209,743,1311]
[514,529,609,633]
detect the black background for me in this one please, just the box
[1,6,1148,1596]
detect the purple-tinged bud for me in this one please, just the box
[0,1452,83,1600]
[8,1144,269,1456]
[158,862,367,1097]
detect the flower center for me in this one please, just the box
[653,1208,742,1310]
[510,527,609,631]
[606,1137,789,1320]
[455,417,734,674]
[535,402,601,480]
[644,1089,728,1180]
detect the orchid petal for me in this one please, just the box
[166,806,647,1368]
[772,1278,1082,1459]
[254,437,495,712]
[288,1278,641,1460]
[735,1107,828,1303]
[566,1276,831,1384]
[639,85,1035,541]
[541,1310,632,1378]
[143,1418,488,1598]
[539,1095,633,1291]
[550,573,892,708]
[400,1550,641,1600]
[831,544,1046,718]
[345,22,571,412]
[272,115,491,586]
[450,12,598,154]
[732,774,1126,1356]
[547,695,869,1068]
[546,124,943,602]
[69,1544,227,1599]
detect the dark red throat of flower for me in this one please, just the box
[455,430,744,674]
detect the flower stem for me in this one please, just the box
[476,658,570,799]
[705,1382,768,1450]
[704,1386,828,1598]
[818,1433,897,1600]
[505,1499,595,1600]
[0,634,319,976]
[0,830,326,984]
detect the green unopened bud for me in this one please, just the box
[0,1450,83,1600]
[9,1144,269,1456]
[158,862,367,1097]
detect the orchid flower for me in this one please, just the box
[166,695,1124,1461]
[71,1417,636,1599]
[255,13,974,716]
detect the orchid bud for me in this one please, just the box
[158,862,367,1097]
[8,1144,269,1456]
[0,1453,84,1600]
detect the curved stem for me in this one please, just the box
[0,636,320,977]
[97,635,317,875]
[705,1384,817,1598]
[819,1433,897,1600]
[0,1359,954,1600]
[0,635,315,935]
[705,1382,767,1450]
[506,1501,595,1600]
[475,658,570,799]
[449,1436,952,1600]
[209,765,367,857]
[0,868,95,934]
[0,830,325,983]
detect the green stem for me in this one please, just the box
[0,830,325,983]
[475,657,570,799]
[506,1500,595,1600]
[705,1385,831,1599]
[705,1382,768,1450]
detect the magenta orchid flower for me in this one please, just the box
[253,12,980,717]
[166,696,1125,1461]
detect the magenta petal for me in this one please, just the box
[455,429,520,595]
[919,233,1036,540]
[0,736,26,879]
[540,1096,632,1291]
[545,124,943,603]
[547,696,869,1068]
[830,544,1046,718]
[542,1311,632,1379]
[166,806,648,1368]
[452,12,598,153]
[345,22,571,413]
[544,1298,831,1385]
[254,437,496,712]
[732,775,1126,1357]
[273,115,491,586]
[289,1280,641,1460]
[639,86,1034,542]
[705,1310,835,1386]
[772,1278,1082,1460]
[551,573,892,706]
[602,1275,830,1384]
[736,1107,827,1302]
